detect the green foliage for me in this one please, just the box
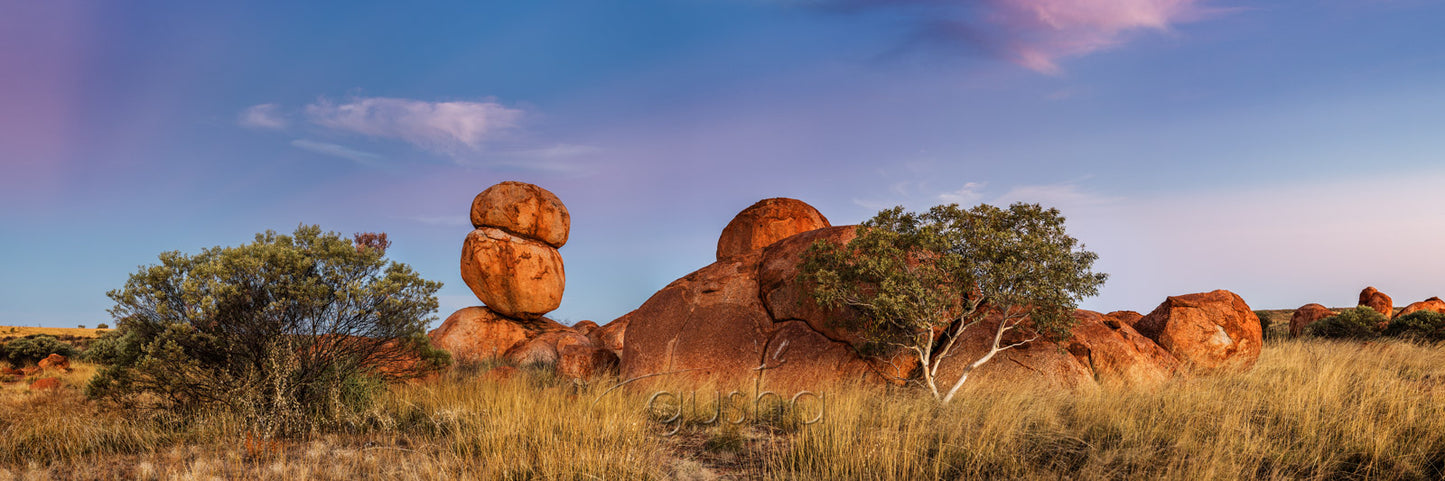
[1384,310,1445,342]
[1254,310,1275,339]
[1309,306,1386,340]
[799,202,1106,402]
[1,334,78,365]
[89,225,449,436]
[96,323,109,330]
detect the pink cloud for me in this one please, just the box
[305,97,525,154]
[987,0,1213,73]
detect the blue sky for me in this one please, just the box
[3,0,1444,328]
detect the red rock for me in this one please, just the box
[930,310,1099,391]
[37,353,69,372]
[469,181,571,248]
[427,307,565,364]
[756,321,904,391]
[1133,290,1263,373]
[28,377,61,391]
[460,227,565,319]
[1394,297,1445,319]
[619,251,774,384]
[20,366,39,377]
[571,320,599,336]
[557,344,620,379]
[715,198,831,261]
[589,317,628,356]
[1289,303,1336,338]
[757,226,864,344]
[1066,310,1180,386]
[1103,310,1144,328]
[505,330,590,367]
[1359,286,1394,318]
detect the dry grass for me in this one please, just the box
[0,326,106,341]
[1,339,1443,480]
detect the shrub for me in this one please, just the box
[1384,310,1445,342]
[1,334,78,365]
[1308,306,1386,340]
[1254,310,1274,339]
[96,323,109,330]
[88,225,449,436]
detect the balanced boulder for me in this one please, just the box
[1290,303,1335,337]
[470,181,571,248]
[1133,290,1262,373]
[1359,286,1394,318]
[1394,297,1445,319]
[460,227,565,319]
[716,198,831,260]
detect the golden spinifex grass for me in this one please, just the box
[766,339,1445,480]
[1,340,1443,480]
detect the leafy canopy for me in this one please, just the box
[800,203,1106,402]
[89,225,448,434]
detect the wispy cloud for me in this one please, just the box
[938,181,986,204]
[824,0,1222,74]
[238,103,287,129]
[989,0,1214,73]
[290,139,383,166]
[304,97,524,154]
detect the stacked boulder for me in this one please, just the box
[428,181,621,379]
[1359,286,1394,319]
[618,197,1264,392]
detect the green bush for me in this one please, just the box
[1308,306,1386,340]
[1383,310,1445,342]
[88,225,449,436]
[1,335,78,365]
[1254,310,1274,339]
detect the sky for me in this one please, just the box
[2,0,1444,328]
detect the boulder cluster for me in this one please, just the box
[0,353,71,391]
[431,190,1266,391]
[428,182,622,378]
[1288,286,1445,337]
[618,199,1263,391]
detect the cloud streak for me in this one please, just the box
[830,0,1219,73]
[290,139,383,166]
[238,103,287,129]
[304,97,524,154]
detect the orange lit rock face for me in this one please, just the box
[428,306,552,363]
[1394,297,1445,319]
[1289,303,1335,338]
[715,198,831,261]
[1066,310,1180,387]
[1133,290,1263,373]
[1359,286,1393,318]
[470,181,571,248]
[460,227,565,320]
